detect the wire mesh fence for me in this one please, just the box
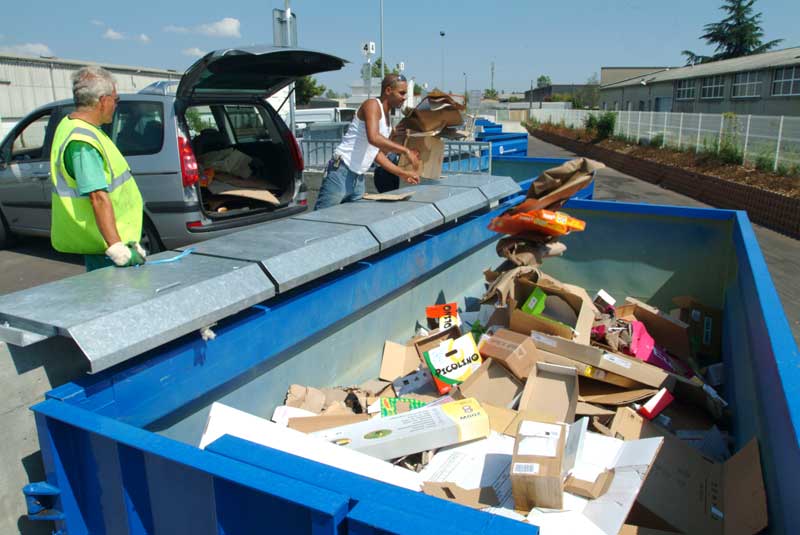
[528,109,800,171]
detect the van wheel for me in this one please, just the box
[141,220,164,255]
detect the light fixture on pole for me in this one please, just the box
[439,31,445,91]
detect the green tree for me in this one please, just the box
[682,0,782,65]
[413,84,422,96]
[295,76,326,105]
[324,88,340,99]
[536,75,551,88]
[484,88,499,99]
[573,73,600,109]
[370,57,399,78]
[185,107,214,135]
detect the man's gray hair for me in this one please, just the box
[72,66,117,108]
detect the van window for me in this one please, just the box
[223,105,270,143]
[105,101,164,156]
[185,106,217,137]
[10,113,52,161]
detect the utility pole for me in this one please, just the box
[285,0,295,135]
[490,61,495,92]
[529,79,533,110]
[380,0,385,76]
[463,72,468,104]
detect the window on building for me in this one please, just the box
[772,65,800,96]
[675,79,695,100]
[700,75,725,99]
[732,71,762,98]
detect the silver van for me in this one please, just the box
[0,46,346,252]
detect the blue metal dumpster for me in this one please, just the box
[474,132,528,156]
[11,172,800,533]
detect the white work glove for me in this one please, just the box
[105,241,146,267]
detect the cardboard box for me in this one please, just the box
[453,358,524,409]
[422,332,483,394]
[511,420,568,510]
[312,398,490,461]
[419,432,516,510]
[396,133,445,179]
[518,362,578,423]
[478,329,540,380]
[529,331,674,390]
[199,402,423,491]
[610,407,767,535]
[564,468,615,499]
[578,379,658,406]
[619,298,692,361]
[509,277,595,346]
[671,295,723,362]
[526,429,663,535]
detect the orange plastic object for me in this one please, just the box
[200,167,216,187]
[488,209,586,237]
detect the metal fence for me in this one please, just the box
[529,109,800,171]
[300,138,492,175]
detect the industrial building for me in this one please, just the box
[599,46,800,116]
[0,53,182,138]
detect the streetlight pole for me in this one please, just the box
[439,30,445,91]
[285,0,295,135]
[380,0,385,77]
[463,72,468,104]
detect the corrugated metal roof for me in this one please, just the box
[601,47,800,89]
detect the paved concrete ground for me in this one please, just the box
[527,135,800,346]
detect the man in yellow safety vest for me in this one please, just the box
[50,65,145,271]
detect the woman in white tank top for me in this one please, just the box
[314,74,421,210]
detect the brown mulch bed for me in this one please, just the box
[528,123,800,199]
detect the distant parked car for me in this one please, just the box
[0,46,346,251]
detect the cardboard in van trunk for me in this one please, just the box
[518,362,578,424]
[508,277,595,346]
[529,331,674,390]
[610,407,768,535]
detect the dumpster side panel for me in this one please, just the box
[491,157,565,182]
[33,400,350,535]
[725,212,800,534]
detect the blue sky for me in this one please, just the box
[1,0,799,94]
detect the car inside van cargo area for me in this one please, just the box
[184,102,297,218]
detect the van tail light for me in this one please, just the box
[284,130,304,172]
[186,220,202,229]
[178,134,200,187]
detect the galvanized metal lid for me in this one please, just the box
[294,200,443,249]
[425,174,520,202]
[183,219,379,292]
[0,252,274,373]
[393,185,488,222]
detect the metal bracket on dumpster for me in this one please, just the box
[0,322,52,347]
[23,482,64,522]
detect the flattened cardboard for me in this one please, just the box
[610,407,767,535]
[454,358,523,409]
[527,430,663,535]
[359,379,393,396]
[518,362,578,424]
[529,331,674,389]
[578,379,658,406]
[620,298,691,360]
[199,402,422,491]
[482,404,520,436]
[288,414,369,433]
[422,482,500,509]
[363,192,415,201]
[285,384,326,413]
[576,401,615,417]
[509,278,594,346]
[379,340,421,382]
[533,339,644,390]
[478,329,541,380]
[618,525,678,535]
[564,468,615,499]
